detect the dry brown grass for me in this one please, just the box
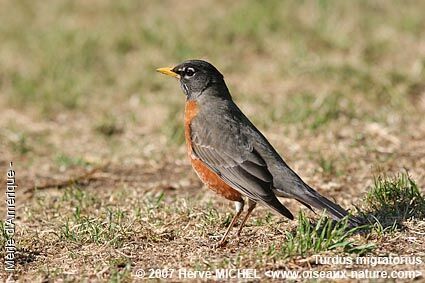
[0,0,424,281]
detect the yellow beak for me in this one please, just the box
[156,67,180,78]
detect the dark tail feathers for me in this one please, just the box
[296,186,362,227]
[263,197,294,220]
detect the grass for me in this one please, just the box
[363,172,425,227]
[11,132,31,155]
[0,172,423,280]
[162,102,186,145]
[59,207,130,248]
[271,91,349,130]
[55,154,90,170]
[94,115,123,137]
[317,156,340,176]
[280,212,374,257]
[0,0,424,281]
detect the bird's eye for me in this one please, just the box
[185,67,195,77]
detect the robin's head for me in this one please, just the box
[157,59,228,99]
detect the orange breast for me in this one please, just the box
[184,100,242,202]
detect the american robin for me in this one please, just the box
[157,59,360,246]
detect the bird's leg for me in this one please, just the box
[236,199,257,237]
[217,200,244,247]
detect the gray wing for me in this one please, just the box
[190,108,293,220]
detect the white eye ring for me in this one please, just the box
[185,67,195,77]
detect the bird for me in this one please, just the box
[157,59,361,246]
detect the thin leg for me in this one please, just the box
[237,199,257,237]
[218,201,244,247]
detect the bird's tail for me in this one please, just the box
[294,185,362,227]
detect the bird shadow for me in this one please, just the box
[353,171,425,234]
[288,196,424,244]
[352,203,424,235]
